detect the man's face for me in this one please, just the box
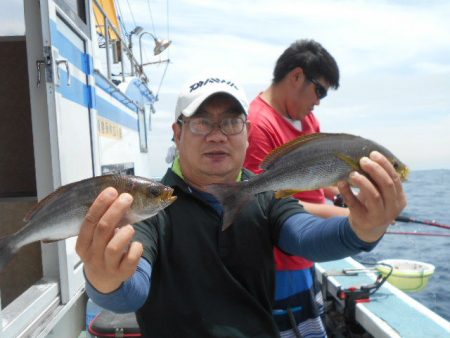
[173,94,250,187]
[286,71,330,120]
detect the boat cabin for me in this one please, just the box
[0,1,165,336]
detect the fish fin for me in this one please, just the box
[275,189,305,198]
[335,152,361,172]
[23,184,74,222]
[260,133,343,170]
[0,234,19,272]
[206,182,252,231]
[22,175,116,222]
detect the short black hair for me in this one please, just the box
[273,39,340,89]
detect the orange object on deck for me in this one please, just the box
[93,0,122,40]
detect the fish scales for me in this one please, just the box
[17,176,138,246]
[0,175,176,271]
[207,133,409,230]
[249,133,398,194]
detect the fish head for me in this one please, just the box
[336,139,410,183]
[130,179,177,219]
[359,138,410,182]
[389,157,410,181]
[370,145,409,182]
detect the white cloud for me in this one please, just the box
[3,0,449,175]
[0,1,25,35]
[137,0,450,176]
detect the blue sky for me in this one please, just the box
[117,0,450,177]
[2,0,450,178]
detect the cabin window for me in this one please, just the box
[60,0,87,24]
[54,0,90,38]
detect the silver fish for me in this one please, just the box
[207,133,409,230]
[0,175,176,271]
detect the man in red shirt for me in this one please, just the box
[244,39,349,337]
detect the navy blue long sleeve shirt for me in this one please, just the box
[86,212,376,313]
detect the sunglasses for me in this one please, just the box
[307,77,327,100]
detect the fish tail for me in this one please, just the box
[0,234,18,272]
[207,182,252,231]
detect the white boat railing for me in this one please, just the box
[92,0,149,84]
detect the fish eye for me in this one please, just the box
[148,186,161,197]
[392,161,399,170]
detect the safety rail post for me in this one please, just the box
[104,19,111,80]
[92,0,149,83]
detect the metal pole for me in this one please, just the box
[129,33,134,76]
[120,41,125,82]
[139,32,156,66]
[93,0,148,82]
[141,59,170,67]
[104,19,111,80]
[139,33,144,67]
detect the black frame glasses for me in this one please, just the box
[178,116,247,136]
[307,77,327,100]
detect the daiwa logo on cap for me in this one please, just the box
[189,78,239,93]
[174,74,249,120]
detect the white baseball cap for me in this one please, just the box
[174,74,249,121]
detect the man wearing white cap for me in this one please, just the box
[77,74,406,337]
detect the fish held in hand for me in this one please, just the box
[207,133,409,230]
[0,175,176,271]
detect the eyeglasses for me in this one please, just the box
[178,116,247,136]
[307,77,327,100]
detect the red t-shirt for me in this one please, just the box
[244,94,326,269]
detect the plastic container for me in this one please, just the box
[376,259,435,292]
[86,297,104,332]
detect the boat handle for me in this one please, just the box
[56,59,71,86]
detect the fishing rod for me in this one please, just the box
[395,215,450,231]
[334,196,450,231]
[386,231,450,237]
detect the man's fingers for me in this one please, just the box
[337,181,355,206]
[356,158,385,207]
[91,193,134,256]
[369,151,406,203]
[120,241,144,276]
[76,187,118,258]
[104,224,136,270]
[370,151,399,180]
[362,152,406,215]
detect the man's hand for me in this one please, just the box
[338,151,407,242]
[76,187,143,293]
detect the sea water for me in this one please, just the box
[354,169,450,322]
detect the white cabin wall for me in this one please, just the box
[98,129,152,177]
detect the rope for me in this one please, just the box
[146,0,156,35]
[155,60,170,100]
[125,0,138,27]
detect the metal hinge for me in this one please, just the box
[36,46,53,87]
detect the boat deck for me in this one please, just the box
[316,258,450,338]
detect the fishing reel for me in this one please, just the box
[333,194,348,208]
